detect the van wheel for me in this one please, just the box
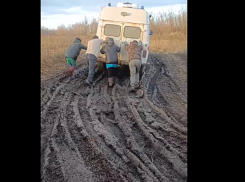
[97,61,106,73]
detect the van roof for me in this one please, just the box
[100,6,149,24]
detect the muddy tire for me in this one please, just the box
[117,65,129,79]
[97,61,106,73]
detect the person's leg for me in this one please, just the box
[135,59,142,88]
[64,58,72,82]
[86,54,97,83]
[68,58,76,78]
[112,67,116,83]
[85,55,92,85]
[85,54,91,84]
[66,64,70,70]
[129,59,136,89]
[69,66,75,77]
[69,57,76,68]
[65,58,71,70]
[85,54,89,77]
[86,54,90,68]
[107,67,113,77]
[107,67,113,86]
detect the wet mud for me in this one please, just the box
[41,52,187,182]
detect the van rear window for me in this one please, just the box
[104,24,121,37]
[123,26,141,39]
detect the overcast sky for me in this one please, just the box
[41,0,187,29]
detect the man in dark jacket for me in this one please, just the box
[100,38,120,86]
[64,37,87,82]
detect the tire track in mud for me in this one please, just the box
[70,95,127,182]
[151,54,187,126]
[125,96,186,178]
[111,85,169,182]
[144,56,167,107]
[41,52,187,182]
[42,85,123,181]
[41,84,66,177]
[137,98,187,162]
[113,84,186,181]
[41,72,89,181]
[144,54,187,129]
[83,84,143,182]
[41,93,67,182]
[52,92,94,182]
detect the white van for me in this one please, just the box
[96,2,152,72]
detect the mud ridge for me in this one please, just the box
[41,52,187,181]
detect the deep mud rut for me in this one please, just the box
[41,52,187,182]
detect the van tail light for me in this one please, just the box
[143,50,147,58]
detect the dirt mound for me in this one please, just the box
[41,52,187,182]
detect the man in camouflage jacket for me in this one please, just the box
[124,40,143,91]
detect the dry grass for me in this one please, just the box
[41,35,89,80]
[41,8,187,81]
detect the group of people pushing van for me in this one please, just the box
[64,35,143,91]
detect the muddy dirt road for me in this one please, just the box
[41,52,187,182]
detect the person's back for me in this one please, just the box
[126,43,143,62]
[125,40,143,91]
[65,38,87,60]
[64,37,87,82]
[85,35,104,86]
[100,38,120,64]
[86,38,103,57]
[100,38,120,86]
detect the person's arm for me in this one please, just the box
[124,42,129,51]
[138,41,143,51]
[80,43,87,50]
[116,45,120,52]
[140,46,143,52]
[100,46,105,54]
[99,39,104,45]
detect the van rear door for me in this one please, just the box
[98,21,122,61]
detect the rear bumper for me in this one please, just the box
[119,60,129,65]
[98,58,129,65]
[98,58,147,65]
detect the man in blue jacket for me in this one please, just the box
[64,37,87,82]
